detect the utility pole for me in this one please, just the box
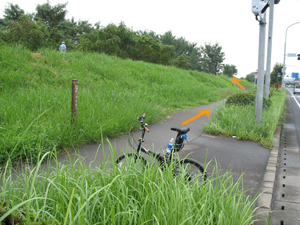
[264,0,274,100]
[252,0,273,123]
[255,12,267,123]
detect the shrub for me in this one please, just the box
[226,92,271,109]
[226,92,255,106]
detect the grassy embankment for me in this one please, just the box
[240,79,256,91]
[204,90,287,149]
[0,44,244,165]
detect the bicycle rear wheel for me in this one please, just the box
[178,158,206,185]
[116,153,147,171]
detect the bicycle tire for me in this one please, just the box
[178,158,206,185]
[116,153,147,171]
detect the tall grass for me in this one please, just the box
[0,44,246,164]
[204,90,287,148]
[0,148,259,225]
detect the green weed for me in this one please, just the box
[0,149,260,224]
[204,90,287,149]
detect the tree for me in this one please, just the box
[4,3,24,22]
[141,30,160,40]
[0,19,10,28]
[270,63,283,86]
[0,3,24,28]
[7,14,48,51]
[79,23,132,57]
[56,18,79,48]
[35,1,68,28]
[160,31,201,70]
[199,43,225,75]
[159,44,175,65]
[171,53,191,69]
[131,33,160,63]
[48,27,64,49]
[77,20,94,34]
[160,31,176,46]
[79,22,174,65]
[223,64,238,77]
[245,72,256,83]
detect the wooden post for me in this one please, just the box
[72,79,78,125]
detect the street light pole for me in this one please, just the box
[264,0,274,100]
[255,12,267,123]
[282,22,300,91]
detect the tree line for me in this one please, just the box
[245,63,283,86]
[0,2,237,75]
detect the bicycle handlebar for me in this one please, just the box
[138,113,149,132]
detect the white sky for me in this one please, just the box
[1,0,300,78]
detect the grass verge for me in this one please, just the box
[204,89,287,149]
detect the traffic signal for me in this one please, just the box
[275,0,280,4]
[298,54,300,60]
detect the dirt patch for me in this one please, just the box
[63,60,70,65]
[31,53,43,60]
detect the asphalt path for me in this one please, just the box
[56,99,270,197]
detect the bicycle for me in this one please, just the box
[116,113,207,185]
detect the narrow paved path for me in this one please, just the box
[57,98,270,198]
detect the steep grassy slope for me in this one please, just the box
[0,45,243,164]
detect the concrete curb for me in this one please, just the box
[254,125,281,224]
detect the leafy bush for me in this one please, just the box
[226,92,255,106]
[226,92,271,109]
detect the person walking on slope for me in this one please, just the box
[59,41,66,52]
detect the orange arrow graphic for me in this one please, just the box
[232,78,245,90]
[182,110,210,126]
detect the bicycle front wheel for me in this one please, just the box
[116,153,147,171]
[178,158,206,185]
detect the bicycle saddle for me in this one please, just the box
[171,127,190,134]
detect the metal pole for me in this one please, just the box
[264,0,274,100]
[282,22,300,91]
[255,12,267,124]
[72,79,78,125]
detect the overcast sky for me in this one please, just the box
[1,0,300,78]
